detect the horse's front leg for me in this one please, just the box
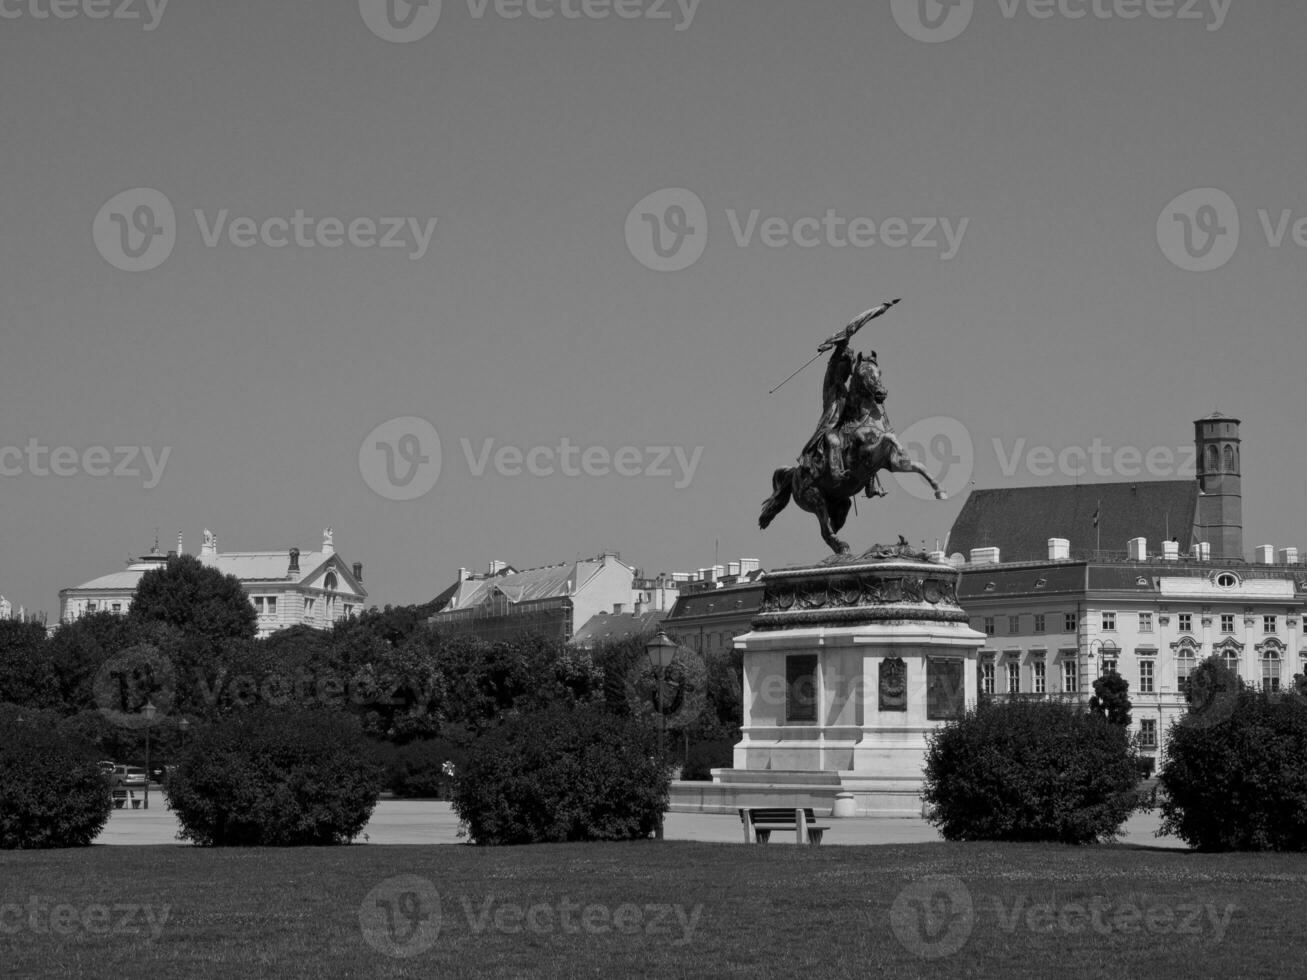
[887,441,948,500]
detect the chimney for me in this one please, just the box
[488,560,507,575]
[1256,545,1275,565]
[727,561,741,577]
[1280,548,1300,566]
[352,561,363,582]
[1199,543,1211,561]
[177,531,184,556]
[458,566,470,581]
[740,559,761,574]
[970,547,1001,566]
[1127,538,1148,562]
[1162,540,1180,561]
[288,548,300,573]
[1048,538,1070,561]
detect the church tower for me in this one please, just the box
[1193,413,1243,560]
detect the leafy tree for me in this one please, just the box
[452,704,669,845]
[0,620,58,709]
[1160,686,1307,850]
[923,699,1141,844]
[1088,670,1133,726]
[128,554,257,642]
[0,716,112,848]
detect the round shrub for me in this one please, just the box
[452,704,669,845]
[0,718,112,849]
[166,708,383,846]
[923,699,1141,844]
[1160,689,1307,851]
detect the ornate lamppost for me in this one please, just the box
[644,629,680,842]
[142,701,157,810]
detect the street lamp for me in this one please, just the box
[1088,639,1119,677]
[644,629,680,842]
[142,701,157,811]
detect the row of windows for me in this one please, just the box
[980,612,1290,636]
[985,649,1293,696]
[980,659,1079,695]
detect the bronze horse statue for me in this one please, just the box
[759,306,947,554]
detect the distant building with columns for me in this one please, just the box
[58,527,367,638]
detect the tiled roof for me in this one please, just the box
[204,551,327,584]
[571,610,666,647]
[440,558,611,610]
[665,583,766,621]
[948,481,1199,563]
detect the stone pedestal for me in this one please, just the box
[715,546,985,815]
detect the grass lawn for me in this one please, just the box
[2,841,1305,979]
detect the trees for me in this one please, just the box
[1088,670,1133,727]
[0,717,112,849]
[128,554,257,642]
[923,699,1141,844]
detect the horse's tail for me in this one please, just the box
[759,467,795,529]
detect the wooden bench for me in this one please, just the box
[739,807,828,845]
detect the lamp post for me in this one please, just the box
[178,716,190,749]
[644,629,679,842]
[142,701,157,810]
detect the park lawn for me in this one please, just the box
[2,841,1305,979]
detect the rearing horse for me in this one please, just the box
[759,348,946,554]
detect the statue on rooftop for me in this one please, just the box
[759,300,948,554]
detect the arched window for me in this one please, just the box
[1223,445,1235,472]
[324,572,338,592]
[1176,647,1196,688]
[1206,445,1219,474]
[1262,650,1281,692]
[1222,648,1240,678]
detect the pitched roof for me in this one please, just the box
[571,610,666,647]
[665,583,767,621]
[948,481,1199,563]
[436,557,620,612]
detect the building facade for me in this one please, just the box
[58,527,367,638]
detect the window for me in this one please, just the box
[786,655,819,723]
[1139,660,1155,694]
[344,604,356,619]
[1216,573,1239,589]
[1138,613,1153,633]
[252,596,277,616]
[304,597,315,617]
[1101,657,1118,676]
[1102,612,1117,632]
[1223,445,1235,471]
[86,602,97,613]
[1264,615,1278,635]
[1263,652,1281,692]
[1220,614,1235,634]
[980,662,996,696]
[1178,613,1193,633]
[1007,661,1020,694]
[1065,613,1077,632]
[1034,614,1046,633]
[1008,615,1021,634]
[1063,659,1077,693]
[111,603,122,614]
[1222,649,1240,678]
[1177,649,1195,688]
[1206,445,1219,473]
[983,617,996,635]
[1139,719,1157,749]
[1033,660,1046,694]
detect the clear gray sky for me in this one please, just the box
[2,0,1303,616]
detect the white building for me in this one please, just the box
[58,527,368,638]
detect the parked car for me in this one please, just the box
[110,765,147,787]
[98,760,116,777]
[149,764,166,783]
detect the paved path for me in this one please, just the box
[95,801,1184,849]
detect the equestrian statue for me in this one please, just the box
[759,299,947,555]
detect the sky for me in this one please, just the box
[1,0,1304,617]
